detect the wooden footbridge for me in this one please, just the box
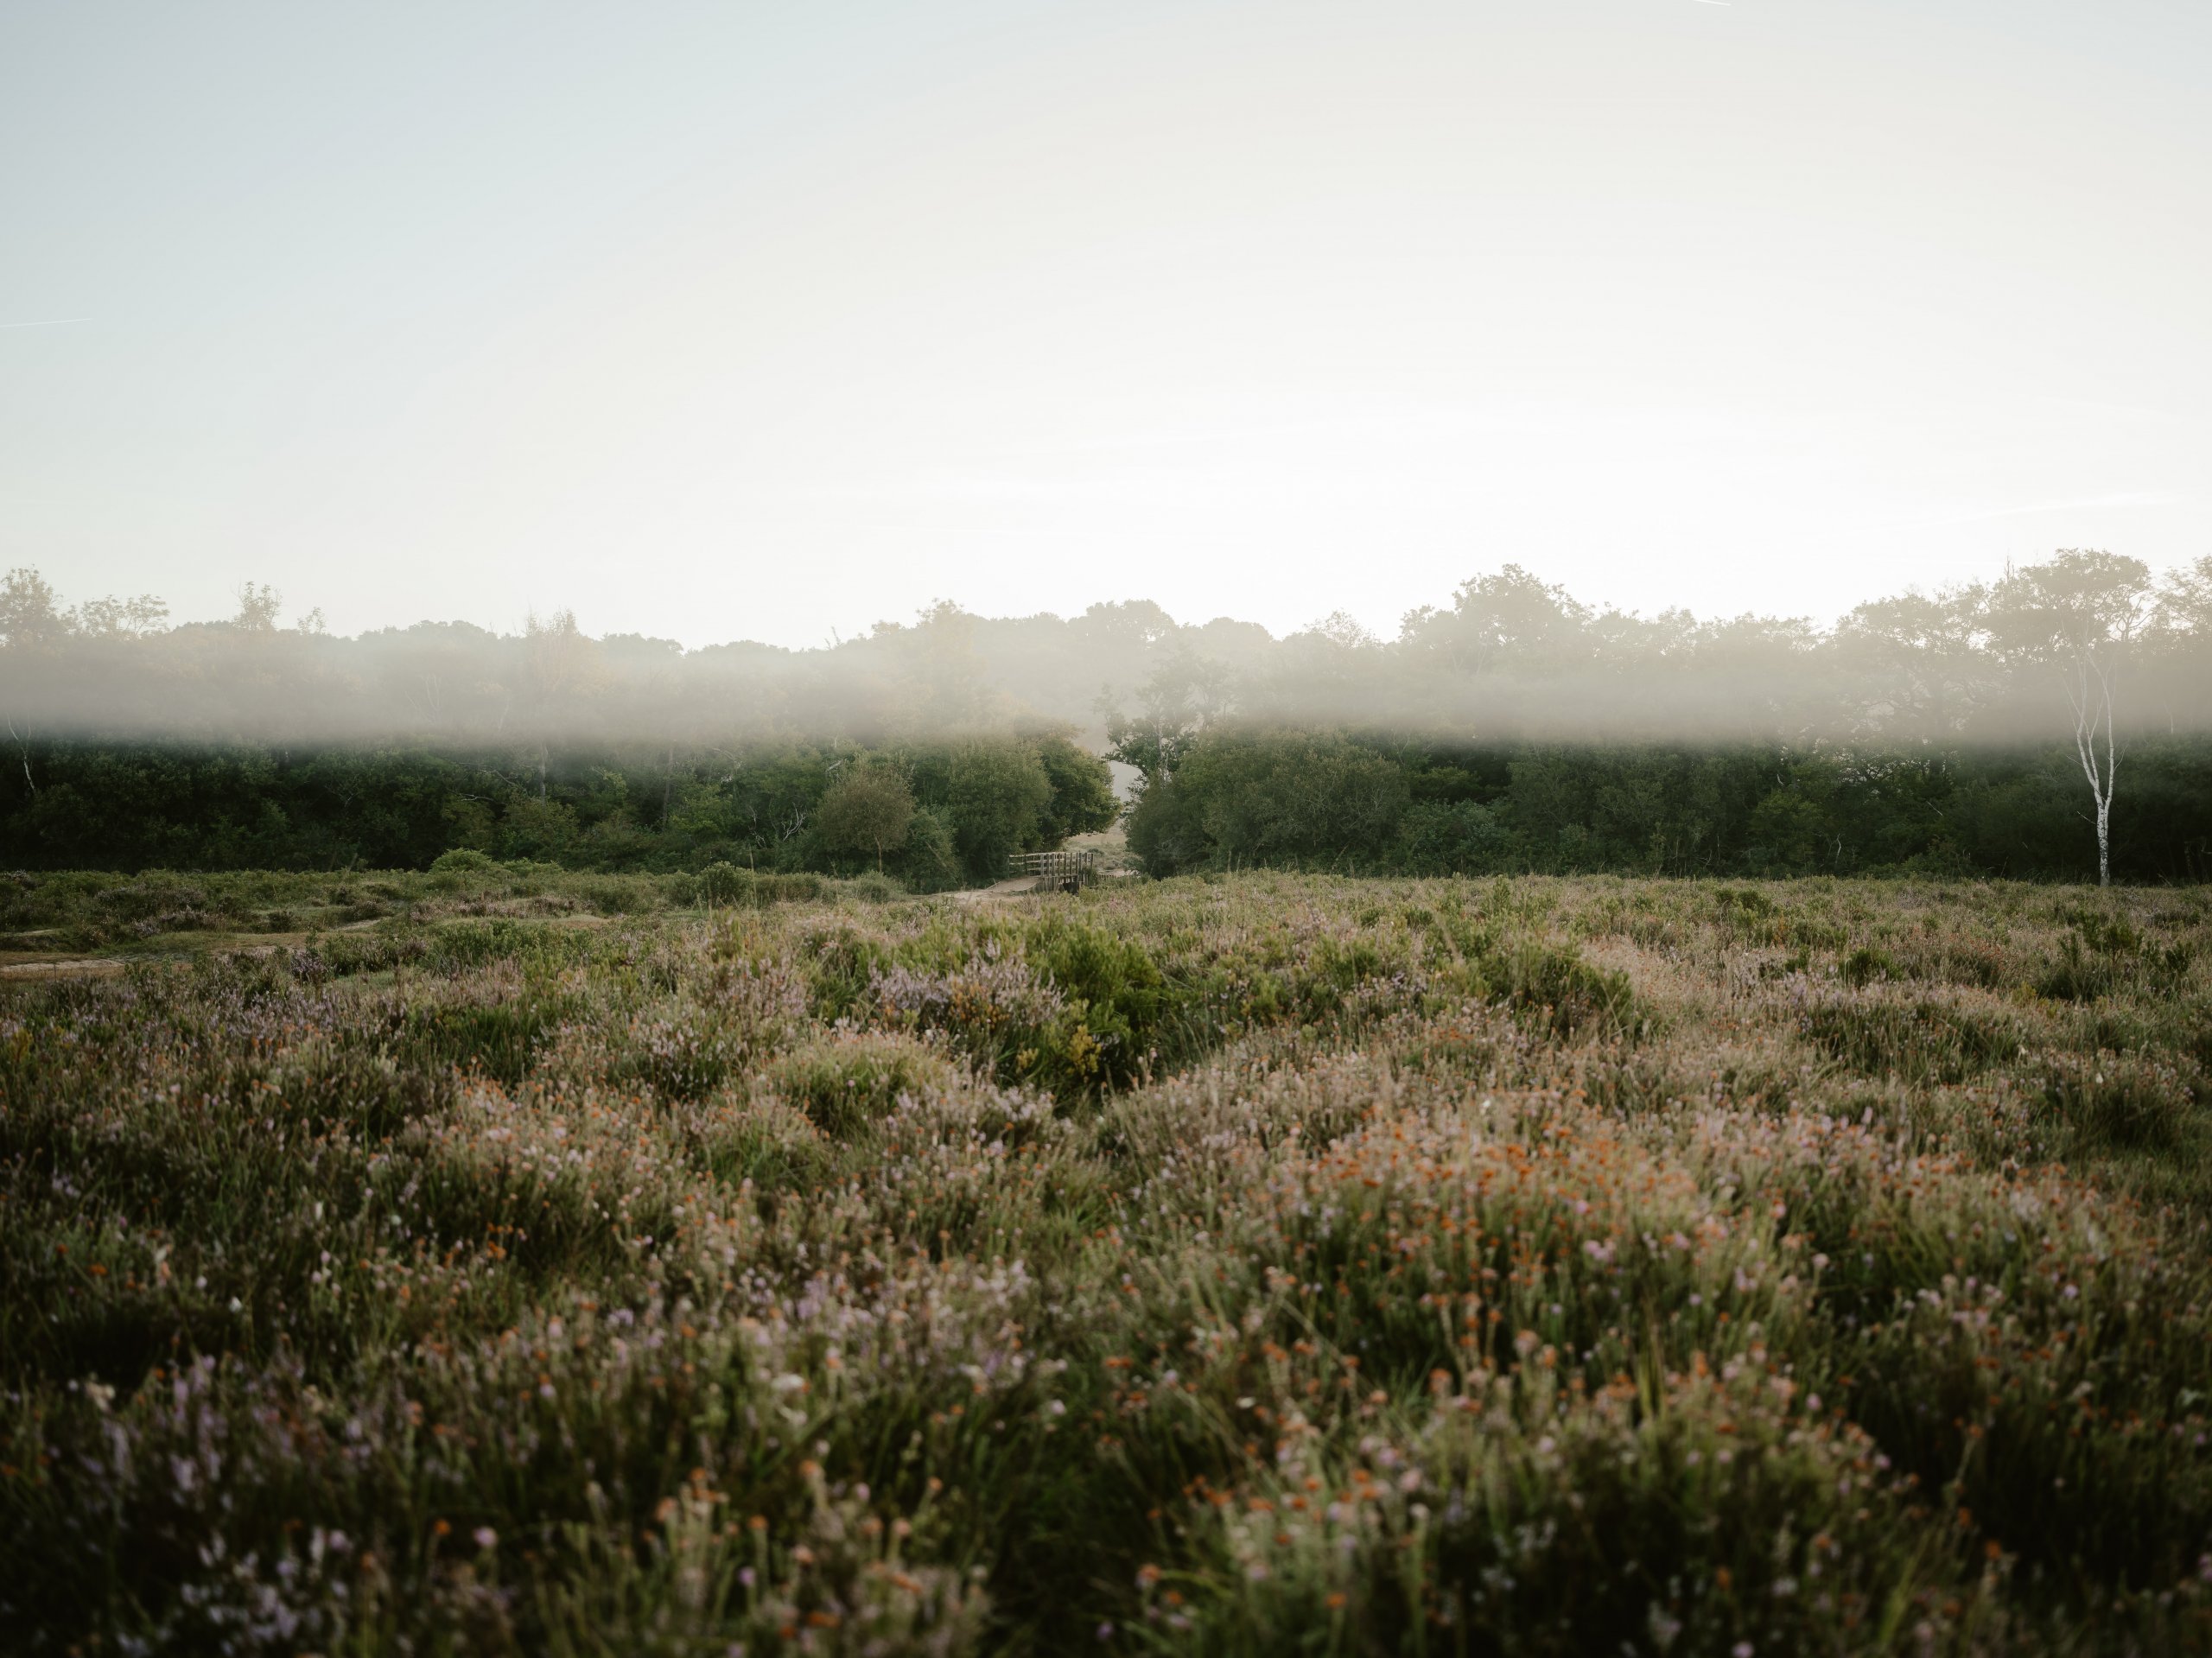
[1008,848,1103,891]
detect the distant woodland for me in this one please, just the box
[4,552,2209,883]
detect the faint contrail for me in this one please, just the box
[0,317,91,330]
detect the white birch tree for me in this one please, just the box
[1986,550,2153,886]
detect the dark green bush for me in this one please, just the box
[1472,938,1638,1039]
[1802,990,2024,1083]
[771,1033,952,1138]
[1840,943,1902,987]
[2034,1048,2193,1151]
[697,861,758,905]
[429,848,498,874]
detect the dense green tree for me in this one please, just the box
[0,568,67,647]
[1399,564,1593,675]
[1985,551,2156,885]
[944,740,1056,880]
[892,807,963,890]
[1033,738,1118,843]
[816,766,916,871]
[1122,778,1208,878]
[1389,799,1511,874]
[1174,729,1408,868]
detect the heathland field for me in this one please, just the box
[4,866,2211,1654]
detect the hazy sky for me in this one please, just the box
[4,2,2209,648]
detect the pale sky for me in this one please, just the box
[4,1,2209,647]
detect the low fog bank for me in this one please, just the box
[5,553,2209,750]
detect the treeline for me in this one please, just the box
[1116,730,2212,884]
[0,734,1118,887]
[8,550,2212,882]
[7,551,2210,750]
[10,727,2209,885]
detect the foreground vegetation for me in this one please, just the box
[4,867,2210,1653]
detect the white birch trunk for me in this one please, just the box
[6,718,32,795]
[2063,657,2118,887]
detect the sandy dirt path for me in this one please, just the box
[950,878,1049,905]
[0,956,131,981]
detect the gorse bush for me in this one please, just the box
[2,870,2210,1653]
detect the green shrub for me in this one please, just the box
[2037,931,2118,1001]
[305,928,429,976]
[1840,943,1901,986]
[398,993,568,1085]
[1800,987,2024,1083]
[770,1032,953,1138]
[421,918,586,972]
[2033,1048,2194,1151]
[1447,937,1637,1039]
[1713,884,1777,923]
[798,922,888,1021]
[575,873,658,915]
[697,860,759,906]
[429,848,498,875]
[692,1096,839,1194]
[1025,917,1164,1070]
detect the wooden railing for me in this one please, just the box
[1008,848,1102,888]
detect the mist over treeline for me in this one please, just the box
[6,552,2211,746]
[4,552,2209,882]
